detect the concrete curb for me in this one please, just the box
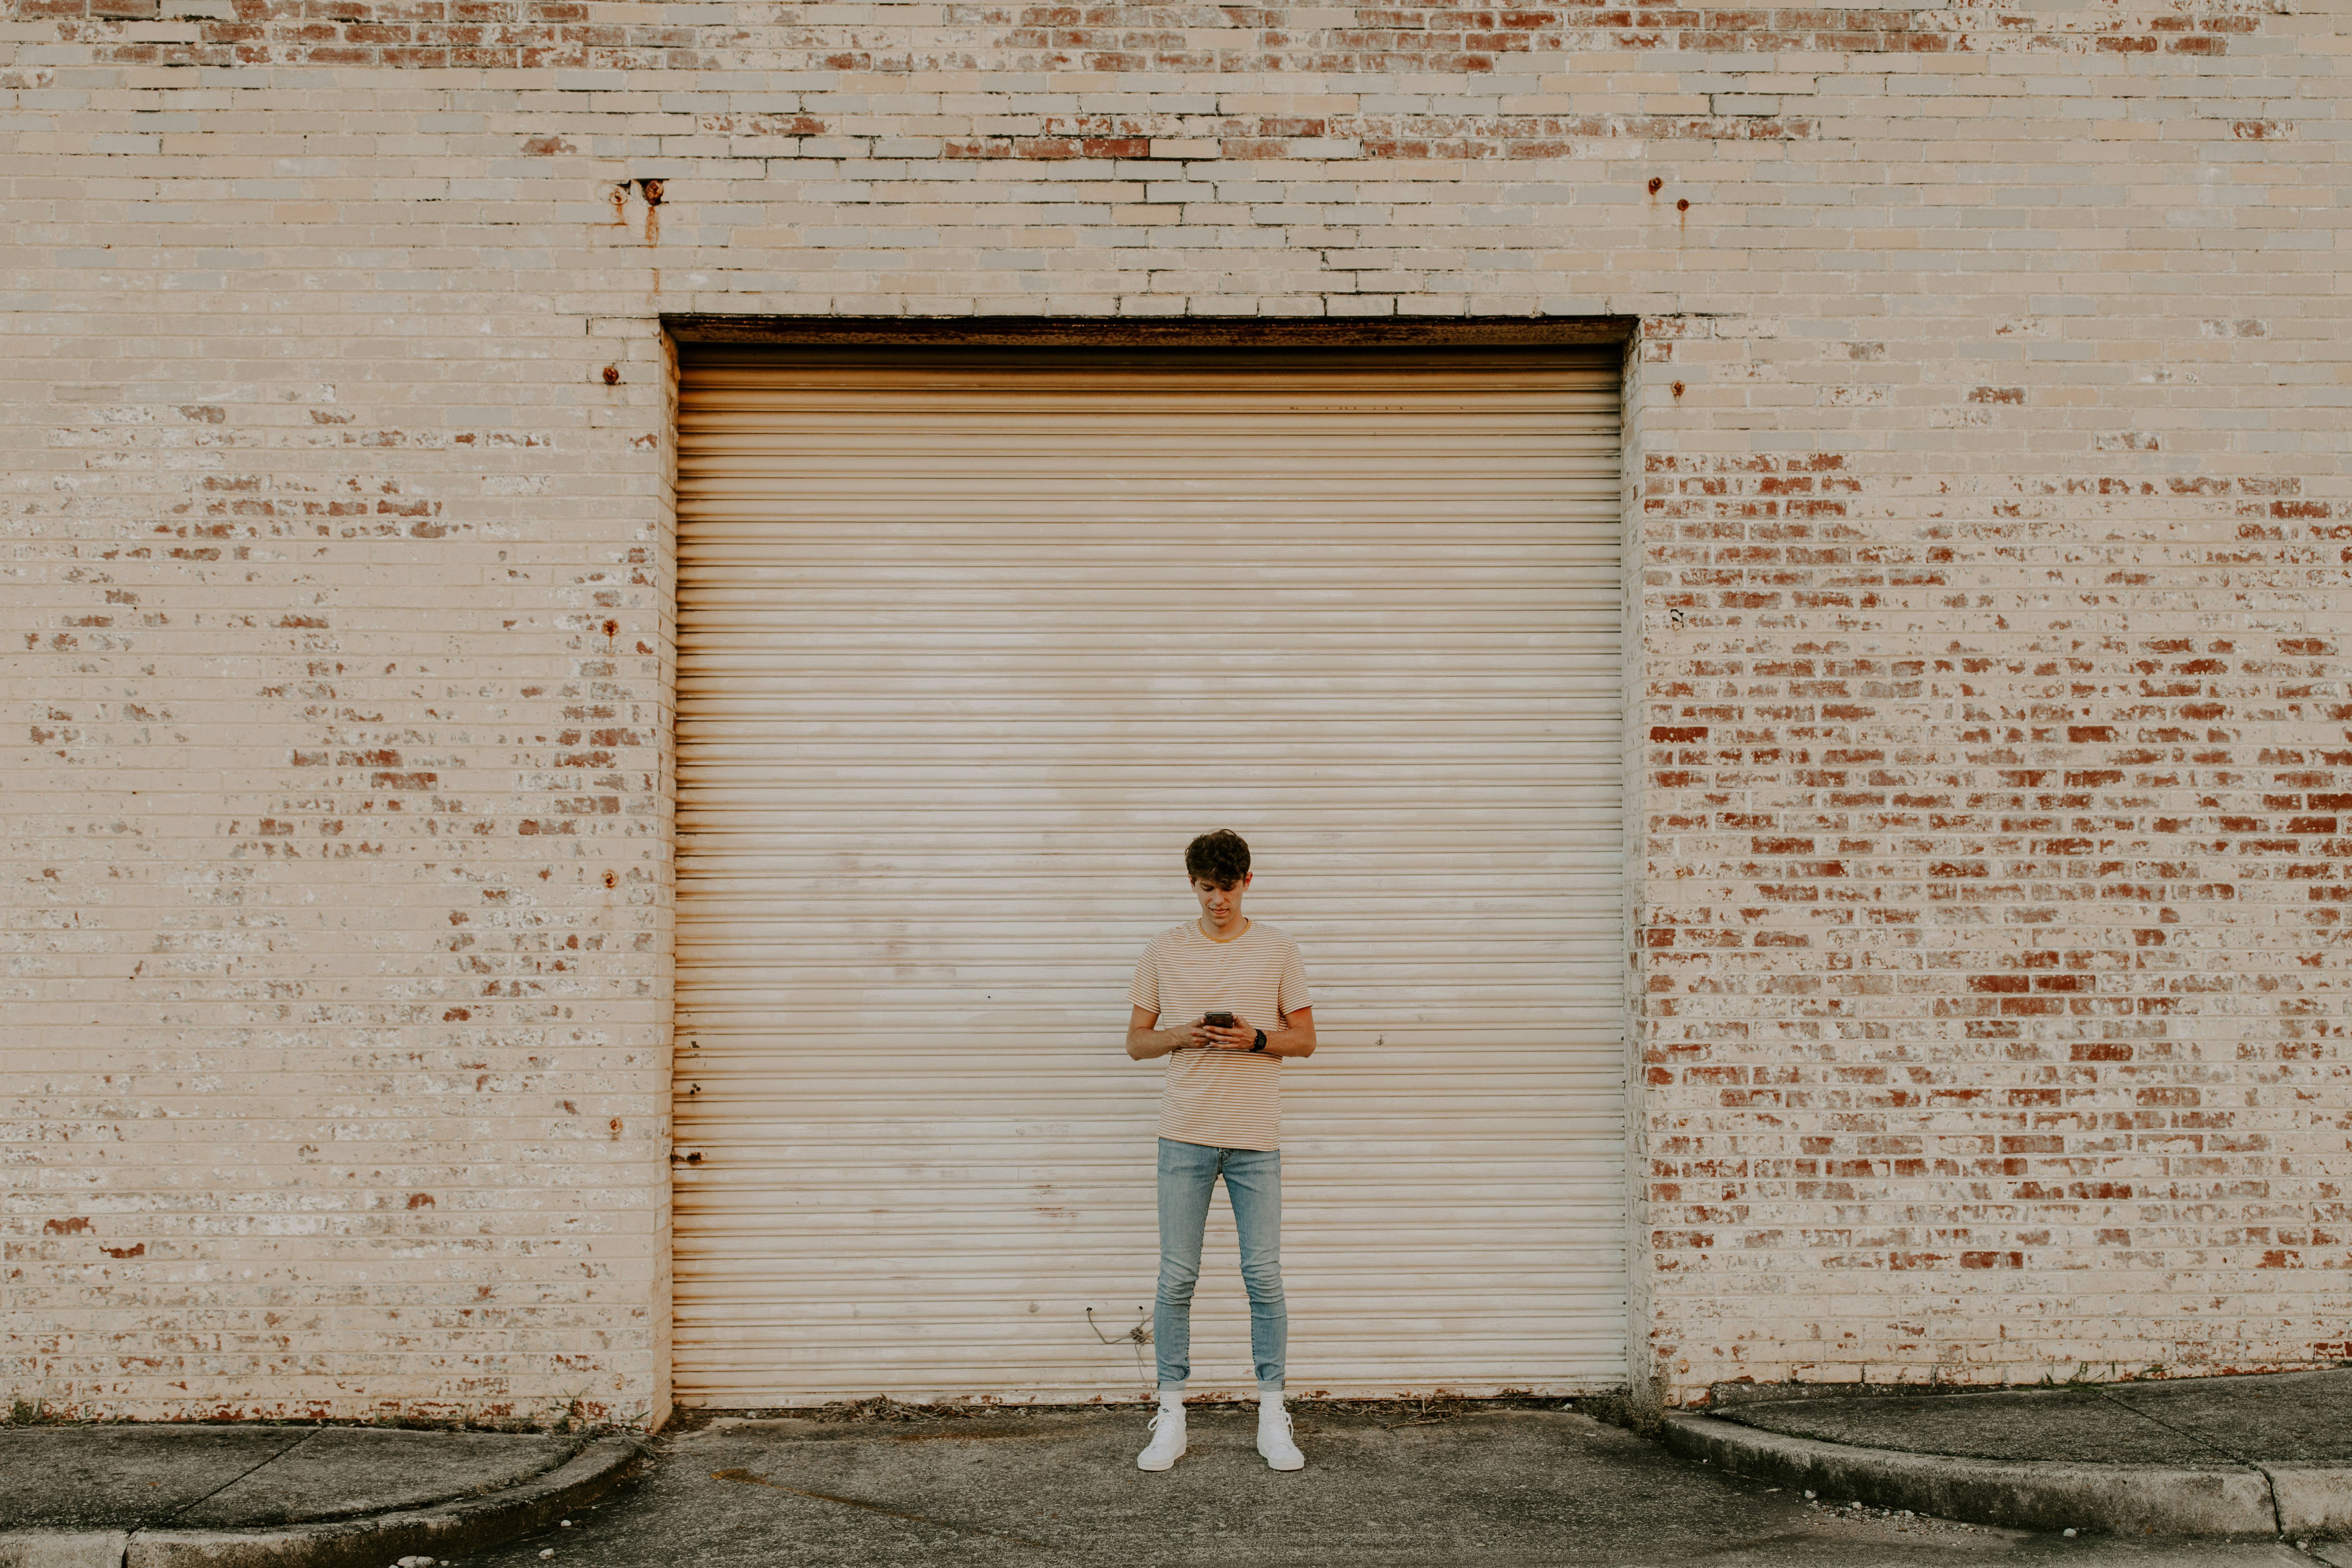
[1658,1413,2280,1539]
[2268,1464,2352,1538]
[0,1535,132,1568]
[1,1436,646,1568]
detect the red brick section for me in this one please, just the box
[10,0,2262,73]
[1634,317,2350,1387]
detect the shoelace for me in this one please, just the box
[1259,1405,1293,1440]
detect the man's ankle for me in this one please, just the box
[1157,1385,1186,1410]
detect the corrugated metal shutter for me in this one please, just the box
[671,344,1625,1405]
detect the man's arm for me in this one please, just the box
[1265,1006,1315,1059]
[1127,1004,1204,1061]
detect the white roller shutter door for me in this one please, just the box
[672,345,1625,1404]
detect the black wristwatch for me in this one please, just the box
[1251,1029,1267,1053]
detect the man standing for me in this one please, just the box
[1123,828,1317,1473]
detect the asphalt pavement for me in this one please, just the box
[453,1402,2338,1568]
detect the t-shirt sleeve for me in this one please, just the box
[1128,937,1161,1015]
[1277,939,1311,1017]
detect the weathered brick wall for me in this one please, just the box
[4,0,2344,1416]
[2,86,683,1419]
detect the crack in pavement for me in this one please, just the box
[2090,1387,2286,1539]
[708,1466,1055,1550]
[157,1427,320,1527]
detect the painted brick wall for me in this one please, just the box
[4,0,2345,1418]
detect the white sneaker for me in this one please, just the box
[1136,1407,1185,1471]
[1257,1402,1305,1471]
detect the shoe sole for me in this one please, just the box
[1137,1447,1185,1472]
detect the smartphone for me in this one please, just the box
[1204,1011,1235,1029]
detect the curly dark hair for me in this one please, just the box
[1184,829,1251,887]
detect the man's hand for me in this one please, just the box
[1127,1006,1205,1060]
[1202,1015,1258,1052]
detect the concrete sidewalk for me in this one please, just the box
[1665,1368,2352,1546]
[0,1424,640,1568]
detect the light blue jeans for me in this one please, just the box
[1154,1136,1286,1392]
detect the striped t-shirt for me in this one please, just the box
[1128,920,1312,1152]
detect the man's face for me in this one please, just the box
[1192,874,1249,922]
